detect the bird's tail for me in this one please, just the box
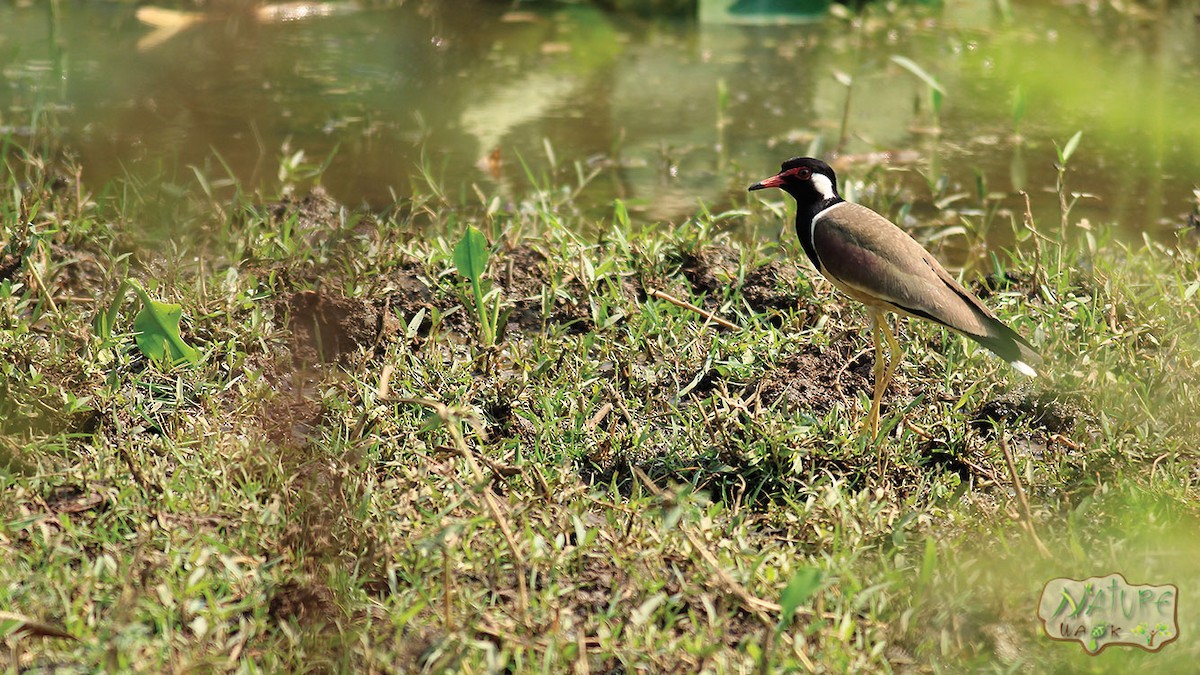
[968,317,1042,377]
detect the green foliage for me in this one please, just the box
[777,566,822,632]
[129,280,200,365]
[613,199,631,230]
[1011,85,1026,134]
[95,279,199,366]
[452,225,489,282]
[1052,129,1085,251]
[1055,130,1084,165]
[919,536,937,588]
[891,55,946,122]
[452,225,502,346]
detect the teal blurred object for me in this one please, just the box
[700,0,832,24]
[599,0,698,14]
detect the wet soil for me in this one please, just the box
[677,246,740,299]
[256,380,323,450]
[970,390,1084,437]
[237,346,389,595]
[47,243,111,301]
[384,259,438,330]
[266,186,383,256]
[672,248,819,328]
[270,188,344,236]
[283,290,398,365]
[740,261,805,316]
[578,341,897,506]
[0,251,21,284]
[748,343,876,417]
[43,484,107,516]
[500,243,598,335]
[383,242,614,342]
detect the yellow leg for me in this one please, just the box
[880,314,902,402]
[863,309,903,438]
[864,309,886,437]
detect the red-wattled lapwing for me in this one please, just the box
[749,157,1041,436]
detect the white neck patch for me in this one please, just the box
[810,173,836,200]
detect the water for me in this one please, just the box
[2,0,1198,243]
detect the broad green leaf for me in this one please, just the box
[129,280,199,365]
[890,55,946,95]
[405,307,426,340]
[452,226,489,283]
[778,566,823,631]
[452,226,496,345]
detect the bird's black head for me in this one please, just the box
[748,157,840,207]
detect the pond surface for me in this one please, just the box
[2,0,1199,246]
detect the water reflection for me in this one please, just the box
[0,0,1197,240]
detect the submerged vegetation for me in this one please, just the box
[1,131,1198,670]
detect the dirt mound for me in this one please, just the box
[676,245,740,300]
[970,390,1084,436]
[284,290,397,364]
[501,244,596,334]
[748,344,874,417]
[257,388,322,450]
[270,186,342,236]
[740,261,802,314]
[388,262,435,314]
[0,252,22,284]
[44,484,106,516]
[268,579,340,626]
[381,259,448,340]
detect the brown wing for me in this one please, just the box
[810,203,998,336]
[810,202,1042,372]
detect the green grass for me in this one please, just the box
[1,142,1198,673]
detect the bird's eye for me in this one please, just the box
[797,168,812,180]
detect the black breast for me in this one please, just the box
[793,197,842,270]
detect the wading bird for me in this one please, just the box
[749,157,1041,435]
